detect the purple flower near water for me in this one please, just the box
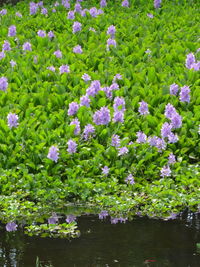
[154,0,162,9]
[155,138,166,152]
[68,102,79,116]
[48,31,54,38]
[7,113,19,128]
[0,51,6,60]
[73,45,82,54]
[161,122,172,138]
[0,77,8,91]
[113,97,125,112]
[59,64,70,74]
[82,73,91,82]
[118,146,128,156]
[113,110,124,123]
[2,41,11,51]
[99,210,108,220]
[93,107,111,125]
[110,217,119,224]
[23,42,32,51]
[47,66,55,72]
[168,153,176,164]
[6,222,18,232]
[83,124,95,140]
[191,62,200,71]
[122,0,129,7]
[86,80,101,97]
[136,131,147,144]
[67,139,77,154]
[179,85,190,103]
[74,3,82,13]
[66,215,76,223]
[10,60,16,67]
[15,12,22,17]
[171,113,182,129]
[47,145,59,162]
[102,166,109,176]
[125,174,135,185]
[29,2,38,15]
[67,10,75,19]
[89,7,98,17]
[48,213,58,224]
[80,95,91,107]
[185,53,195,69]
[54,50,62,58]
[147,13,154,18]
[138,101,149,115]
[167,133,179,143]
[107,25,116,38]
[70,118,80,135]
[37,30,46,37]
[103,87,112,99]
[41,7,48,15]
[106,39,117,50]
[110,83,119,91]
[100,0,107,8]
[73,22,82,33]
[170,83,179,96]
[160,165,171,177]
[112,73,122,83]
[164,103,177,120]
[8,25,16,37]
[111,134,120,147]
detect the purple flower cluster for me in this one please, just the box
[138,101,149,115]
[102,166,109,176]
[6,222,18,232]
[7,113,19,128]
[168,153,176,164]
[185,53,200,71]
[82,73,91,82]
[37,30,46,37]
[125,174,135,185]
[86,80,101,97]
[136,131,147,143]
[73,45,82,54]
[47,145,59,162]
[80,95,90,107]
[59,64,70,74]
[170,83,179,96]
[73,22,82,33]
[160,165,171,177]
[154,0,162,9]
[0,51,5,60]
[179,85,190,103]
[148,136,166,152]
[107,25,116,38]
[122,0,129,7]
[106,38,117,51]
[99,210,108,220]
[164,103,182,129]
[68,102,79,116]
[100,0,107,8]
[67,10,75,19]
[118,146,128,156]
[93,106,111,125]
[67,139,77,154]
[30,2,38,15]
[8,25,16,37]
[23,42,32,51]
[111,134,120,147]
[0,77,8,91]
[83,124,95,140]
[2,40,11,51]
[66,215,76,223]
[48,213,59,224]
[70,118,80,135]
[54,50,62,58]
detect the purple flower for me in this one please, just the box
[110,83,119,91]
[154,0,162,9]
[83,124,95,140]
[103,87,112,99]
[29,2,38,15]
[66,215,76,223]
[171,113,182,129]
[89,7,98,17]
[107,25,116,38]
[0,9,7,16]
[164,103,177,120]
[147,13,154,18]
[37,30,46,37]
[48,213,58,224]
[191,62,200,71]
[23,42,32,51]
[48,31,54,38]
[168,153,176,164]
[125,174,135,185]
[73,45,82,54]
[15,12,22,17]
[160,165,171,177]
[67,139,77,154]
[111,134,120,147]
[111,217,119,224]
[74,3,82,13]
[2,41,11,51]
[47,66,55,72]
[102,166,109,176]
[10,60,16,67]
[155,138,166,152]
[122,0,129,7]
[54,50,62,58]
[0,77,8,91]
[93,107,111,125]
[86,80,101,97]
[62,0,70,8]
[70,118,80,135]
[82,73,91,82]
[106,39,117,50]
[100,0,107,8]
[7,113,19,128]
[113,110,124,123]
[99,210,108,220]
[67,10,75,19]
[136,131,147,143]
[170,83,179,96]
[47,145,59,162]
[59,64,70,74]
[73,21,82,33]
[0,51,6,60]
[166,213,178,220]
[6,222,18,232]
[138,101,149,115]
[179,85,190,103]
[8,25,16,37]
[89,27,96,32]
[185,53,195,69]
[68,102,79,116]
[161,122,172,138]
[80,95,91,107]
[41,8,48,15]
[113,97,125,112]
[112,73,122,83]
[167,133,179,143]
[118,146,128,156]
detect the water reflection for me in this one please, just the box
[0,214,200,267]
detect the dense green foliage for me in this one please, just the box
[0,0,199,233]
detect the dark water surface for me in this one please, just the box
[0,214,200,267]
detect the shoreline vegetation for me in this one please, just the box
[0,0,199,237]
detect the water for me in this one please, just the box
[0,213,200,267]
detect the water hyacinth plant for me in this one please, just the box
[0,0,199,235]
